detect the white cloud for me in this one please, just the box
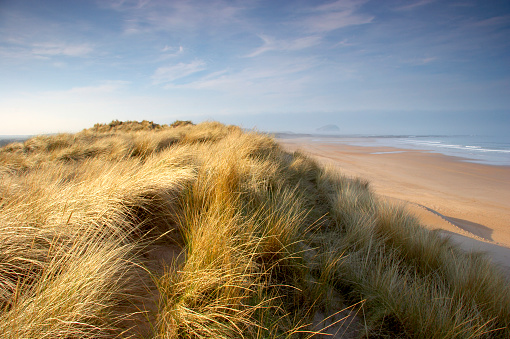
[303,11,373,33]
[333,39,356,47]
[152,60,206,84]
[164,57,316,97]
[161,45,184,57]
[314,0,367,12]
[162,45,182,52]
[0,9,95,60]
[401,56,438,65]
[301,0,373,33]
[0,42,93,62]
[474,15,510,28]
[107,0,245,34]
[31,42,94,57]
[102,0,151,10]
[245,35,322,57]
[396,0,436,11]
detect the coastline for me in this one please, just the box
[278,136,510,273]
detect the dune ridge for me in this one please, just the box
[0,122,509,338]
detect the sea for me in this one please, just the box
[311,135,510,167]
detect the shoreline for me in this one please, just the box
[275,133,510,167]
[278,136,510,273]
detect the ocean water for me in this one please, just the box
[343,135,510,166]
[395,135,510,166]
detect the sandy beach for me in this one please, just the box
[279,137,510,273]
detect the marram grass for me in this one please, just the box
[0,120,509,338]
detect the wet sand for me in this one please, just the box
[278,137,510,273]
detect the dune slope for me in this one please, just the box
[0,121,509,338]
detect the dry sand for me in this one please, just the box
[278,137,510,275]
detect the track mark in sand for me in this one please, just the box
[409,202,497,244]
[382,195,496,244]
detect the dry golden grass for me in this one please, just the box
[0,120,509,338]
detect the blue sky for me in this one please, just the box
[0,0,509,135]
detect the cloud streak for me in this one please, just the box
[107,0,245,34]
[0,8,96,61]
[300,0,374,33]
[163,56,316,98]
[152,60,206,85]
[31,42,94,57]
[245,35,322,57]
[0,41,94,61]
[396,0,436,11]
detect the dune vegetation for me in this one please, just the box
[0,120,509,338]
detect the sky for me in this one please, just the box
[0,0,509,135]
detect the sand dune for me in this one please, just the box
[279,137,510,274]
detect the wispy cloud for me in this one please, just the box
[165,56,316,96]
[0,8,96,62]
[333,39,356,48]
[245,35,321,57]
[401,56,438,66]
[0,41,94,61]
[100,0,151,11]
[419,57,437,64]
[311,0,370,13]
[162,45,183,53]
[152,60,206,85]
[161,45,184,58]
[107,0,245,34]
[300,0,373,33]
[396,0,436,11]
[473,15,510,28]
[31,42,94,57]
